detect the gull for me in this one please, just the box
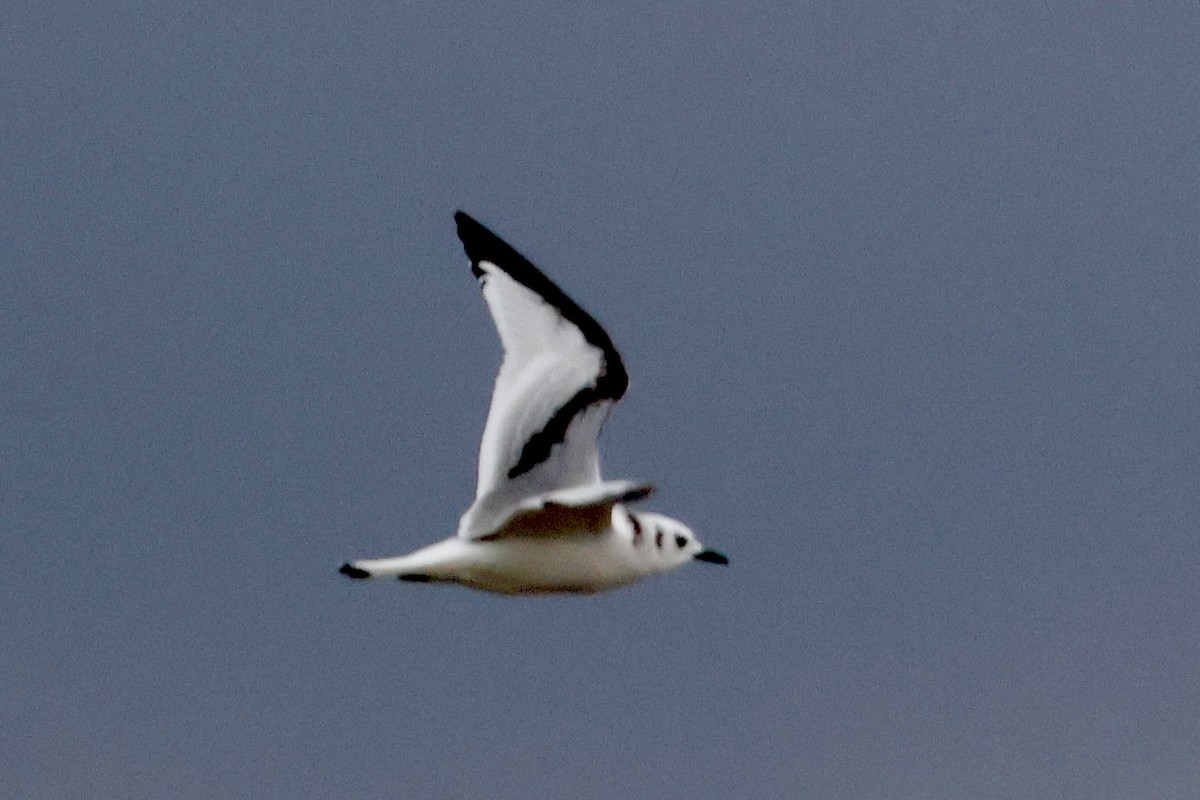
[338,212,728,594]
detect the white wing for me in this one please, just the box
[453,212,630,539]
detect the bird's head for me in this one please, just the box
[622,510,729,572]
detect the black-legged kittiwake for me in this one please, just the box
[338,212,728,594]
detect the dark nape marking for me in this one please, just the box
[631,513,642,543]
[675,534,688,549]
[655,531,664,549]
[339,563,370,580]
[399,574,434,582]
[454,212,630,480]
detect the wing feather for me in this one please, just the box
[453,212,629,539]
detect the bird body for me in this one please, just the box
[342,508,716,595]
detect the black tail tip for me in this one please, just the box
[339,563,371,580]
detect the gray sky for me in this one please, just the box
[6,3,1200,798]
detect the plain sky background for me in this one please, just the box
[5,3,1200,798]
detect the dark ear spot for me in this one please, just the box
[654,531,663,548]
[675,534,687,549]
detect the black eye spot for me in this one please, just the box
[654,531,663,548]
[675,534,687,549]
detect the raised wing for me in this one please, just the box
[453,212,629,539]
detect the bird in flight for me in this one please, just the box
[338,212,727,594]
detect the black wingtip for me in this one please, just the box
[339,563,371,580]
[454,211,502,278]
[620,484,656,503]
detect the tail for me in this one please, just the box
[343,542,463,585]
[337,547,449,582]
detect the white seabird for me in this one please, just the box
[339,212,727,594]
